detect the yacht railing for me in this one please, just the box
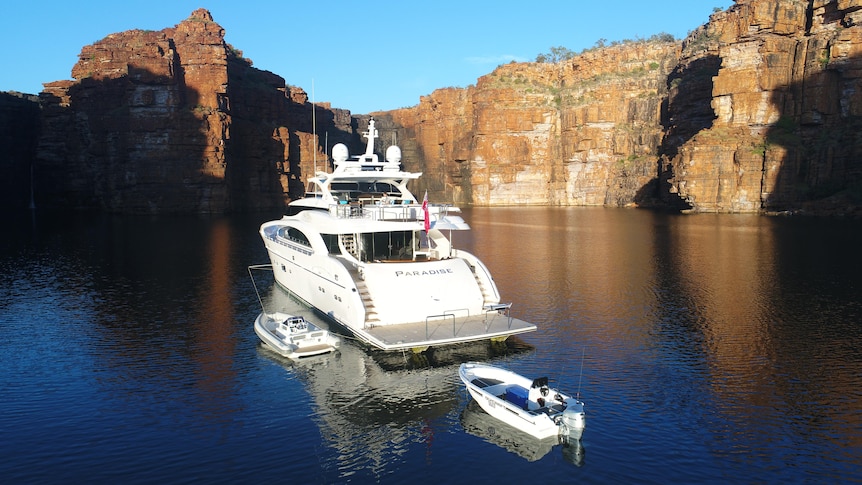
[330,202,453,222]
[484,303,514,329]
[426,308,470,339]
[425,312,457,340]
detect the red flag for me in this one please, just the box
[422,190,430,232]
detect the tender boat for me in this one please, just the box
[254,311,340,359]
[459,362,585,441]
[259,118,536,352]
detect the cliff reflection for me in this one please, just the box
[194,218,239,421]
[463,207,862,457]
[68,215,246,426]
[466,207,662,359]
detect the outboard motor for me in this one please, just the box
[559,400,586,443]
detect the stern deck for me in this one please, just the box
[358,311,536,351]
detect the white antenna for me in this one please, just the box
[312,79,317,174]
[576,347,585,400]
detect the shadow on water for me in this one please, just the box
[251,277,546,479]
[460,399,585,466]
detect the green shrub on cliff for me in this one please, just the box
[536,46,576,64]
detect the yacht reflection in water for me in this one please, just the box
[460,400,584,466]
[256,284,533,474]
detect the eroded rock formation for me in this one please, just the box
[4,1,861,215]
[385,0,862,215]
[661,0,862,214]
[35,8,355,213]
[383,41,677,208]
[0,92,40,209]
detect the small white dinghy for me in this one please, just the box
[459,362,585,441]
[254,312,340,360]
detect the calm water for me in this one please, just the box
[1,208,860,484]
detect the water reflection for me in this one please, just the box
[3,208,860,483]
[460,400,584,465]
[257,283,534,479]
[464,207,862,479]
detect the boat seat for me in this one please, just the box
[471,377,503,388]
[532,403,566,416]
[531,377,549,388]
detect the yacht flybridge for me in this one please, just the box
[259,119,536,352]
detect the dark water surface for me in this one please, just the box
[2,208,860,484]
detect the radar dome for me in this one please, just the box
[385,145,402,163]
[332,143,349,163]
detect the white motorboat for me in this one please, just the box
[259,118,536,352]
[254,312,340,359]
[459,362,585,441]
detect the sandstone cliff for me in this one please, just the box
[6,1,862,215]
[34,8,355,214]
[382,41,677,208]
[662,0,862,214]
[383,0,862,215]
[0,92,40,209]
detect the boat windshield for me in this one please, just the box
[322,230,419,261]
[329,181,401,204]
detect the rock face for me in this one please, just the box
[383,41,677,208]
[35,8,356,213]
[660,0,862,214]
[383,0,862,214]
[4,1,861,215]
[0,92,40,209]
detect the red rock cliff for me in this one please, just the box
[381,0,862,214]
[21,1,862,215]
[35,8,354,213]
[382,41,677,208]
[661,0,862,214]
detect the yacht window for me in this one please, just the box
[321,234,339,254]
[359,230,415,261]
[373,182,398,193]
[332,182,359,191]
[286,227,311,247]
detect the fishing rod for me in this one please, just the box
[576,346,585,401]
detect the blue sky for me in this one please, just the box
[1,1,734,114]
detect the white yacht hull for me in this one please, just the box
[263,232,535,351]
[259,117,536,352]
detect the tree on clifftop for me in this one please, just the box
[536,46,576,63]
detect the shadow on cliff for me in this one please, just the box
[0,92,41,210]
[34,74,244,213]
[761,55,862,216]
[645,54,722,211]
[32,62,360,214]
